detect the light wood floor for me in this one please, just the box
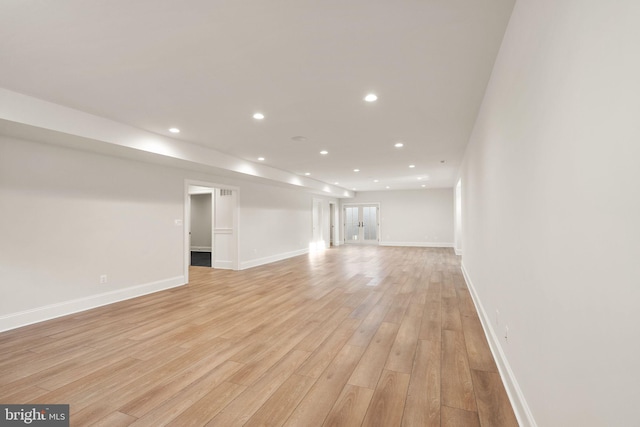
[0,246,518,426]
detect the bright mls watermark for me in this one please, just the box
[1,405,69,426]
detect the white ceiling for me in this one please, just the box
[0,0,514,192]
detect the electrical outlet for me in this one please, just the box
[100,275,108,284]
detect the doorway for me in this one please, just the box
[329,202,336,247]
[343,204,379,245]
[189,191,213,267]
[185,181,239,281]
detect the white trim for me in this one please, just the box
[0,276,185,333]
[213,260,234,269]
[190,246,212,252]
[461,262,537,427]
[214,228,233,234]
[380,241,454,248]
[240,248,309,270]
[455,248,463,256]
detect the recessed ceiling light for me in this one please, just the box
[364,93,378,102]
[417,177,422,180]
[394,142,404,148]
[169,128,180,133]
[304,172,311,176]
[352,188,357,191]
[320,150,328,155]
[353,169,360,172]
[253,112,265,120]
[258,157,265,161]
[409,164,415,168]
[373,179,379,183]
[334,182,339,185]
[386,186,390,189]
[421,184,426,188]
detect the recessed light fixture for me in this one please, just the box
[394,142,404,148]
[320,150,328,155]
[352,188,357,191]
[409,164,415,168]
[334,182,339,185]
[421,184,426,188]
[258,157,265,161]
[169,128,180,133]
[364,93,378,102]
[373,179,379,183]
[304,172,311,176]
[417,177,422,180]
[353,169,360,172]
[253,112,265,120]
[386,186,390,189]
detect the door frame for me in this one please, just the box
[184,179,239,282]
[342,202,381,245]
[329,202,337,247]
[188,190,214,266]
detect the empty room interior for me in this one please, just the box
[1,1,638,426]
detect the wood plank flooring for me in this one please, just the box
[0,246,518,426]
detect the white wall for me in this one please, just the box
[0,136,185,329]
[454,180,462,255]
[238,184,337,268]
[459,1,640,425]
[345,189,454,247]
[0,135,338,331]
[190,193,212,250]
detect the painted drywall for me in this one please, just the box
[189,193,212,250]
[459,1,640,425]
[0,135,338,330]
[238,183,337,268]
[345,189,454,247]
[0,88,352,198]
[0,135,185,328]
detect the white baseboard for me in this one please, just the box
[213,260,234,270]
[240,248,309,270]
[379,241,454,248]
[461,263,537,427]
[190,246,211,252]
[0,276,185,333]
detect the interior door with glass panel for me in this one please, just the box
[344,205,379,244]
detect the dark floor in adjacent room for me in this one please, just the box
[190,251,211,267]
